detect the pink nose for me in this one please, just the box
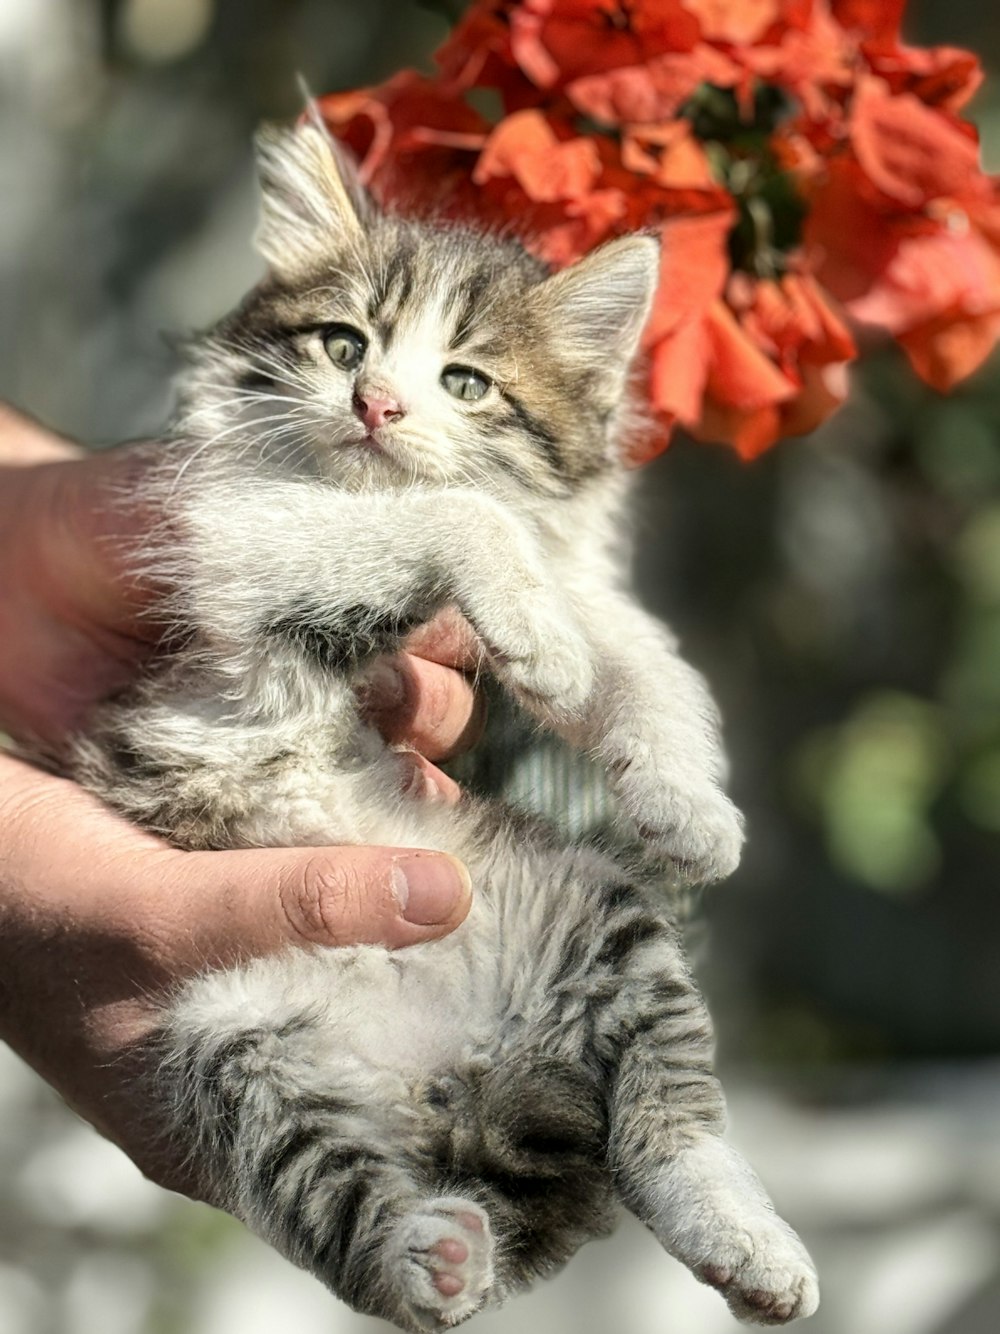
[353,390,404,431]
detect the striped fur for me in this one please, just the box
[65,123,817,1328]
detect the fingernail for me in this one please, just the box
[359,660,406,712]
[391,853,471,925]
[402,760,439,801]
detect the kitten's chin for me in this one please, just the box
[316,435,413,489]
[316,430,451,490]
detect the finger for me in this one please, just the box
[0,402,83,465]
[164,843,473,970]
[359,654,486,761]
[397,750,463,806]
[403,605,484,671]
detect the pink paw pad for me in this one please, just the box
[433,1272,465,1298]
[394,1197,495,1327]
[432,1237,469,1267]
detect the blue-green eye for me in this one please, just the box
[441,365,490,402]
[323,325,366,371]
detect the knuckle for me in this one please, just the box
[416,661,457,733]
[281,856,371,946]
[412,665,483,760]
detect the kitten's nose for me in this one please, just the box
[353,389,405,431]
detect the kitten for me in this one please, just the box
[68,122,818,1330]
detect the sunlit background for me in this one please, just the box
[2,2,999,1333]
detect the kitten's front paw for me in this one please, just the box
[697,1215,819,1325]
[617,767,745,883]
[389,1197,495,1330]
[641,785,745,883]
[487,613,594,721]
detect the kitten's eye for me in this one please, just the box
[441,365,490,402]
[323,325,366,372]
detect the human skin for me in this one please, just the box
[0,404,486,1197]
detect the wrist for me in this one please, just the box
[0,403,82,466]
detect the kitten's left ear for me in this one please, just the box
[531,235,660,378]
[254,119,370,277]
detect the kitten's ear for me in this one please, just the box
[254,121,369,277]
[532,235,659,376]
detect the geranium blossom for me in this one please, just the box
[318,0,999,463]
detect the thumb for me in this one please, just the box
[166,844,473,970]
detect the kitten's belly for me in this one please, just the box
[310,932,502,1075]
[175,900,503,1086]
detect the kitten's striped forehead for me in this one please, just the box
[363,229,515,358]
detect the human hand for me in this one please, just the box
[0,749,473,1199]
[0,404,486,779]
[0,404,483,1198]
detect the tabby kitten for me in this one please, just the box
[69,122,818,1329]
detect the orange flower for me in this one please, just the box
[319,0,999,463]
[507,0,701,89]
[849,75,985,211]
[680,0,784,46]
[318,72,489,213]
[474,111,602,202]
[681,273,855,461]
[807,76,1000,391]
[567,43,741,124]
[829,203,1000,391]
[831,0,906,44]
[470,111,627,263]
[736,6,855,121]
[636,226,855,462]
[641,212,734,445]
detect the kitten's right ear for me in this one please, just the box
[254,122,368,277]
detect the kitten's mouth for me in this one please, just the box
[345,431,388,456]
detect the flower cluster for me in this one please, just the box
[318,0,999,462]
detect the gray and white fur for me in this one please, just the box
[67,122,818,1329]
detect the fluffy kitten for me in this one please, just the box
[69,122,818,1329]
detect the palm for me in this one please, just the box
[0,448,156,745]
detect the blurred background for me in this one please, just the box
[1,2,999,1333]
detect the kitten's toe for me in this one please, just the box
[389,1197,494,1330]
[625,777,745,883]
[697,1219,819,1325]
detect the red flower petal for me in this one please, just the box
[832,0,906,45]
[508,0,701,90]
[566,44,740,124]
[318,72,489,209]
[644,210,734,343]
[473,111,601,201]
[622,121,722,194]
[848,225,1000,332]
[680,0,782,45]
[650,320,713,424]
[780,361,851,437]
[865,44,984,113]
[900,310,1000,391]
[435,2,517,89]
[694,398,784,460]
[705,300,799,411]
[850,75,985,210]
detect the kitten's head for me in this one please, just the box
[182,120,658,495]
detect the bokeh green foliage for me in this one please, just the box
[791,353,1000,896]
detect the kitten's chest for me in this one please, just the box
[306,906,506,1077]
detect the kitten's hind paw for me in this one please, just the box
[697,1218,820,1325]
[388,1197,495,1330]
